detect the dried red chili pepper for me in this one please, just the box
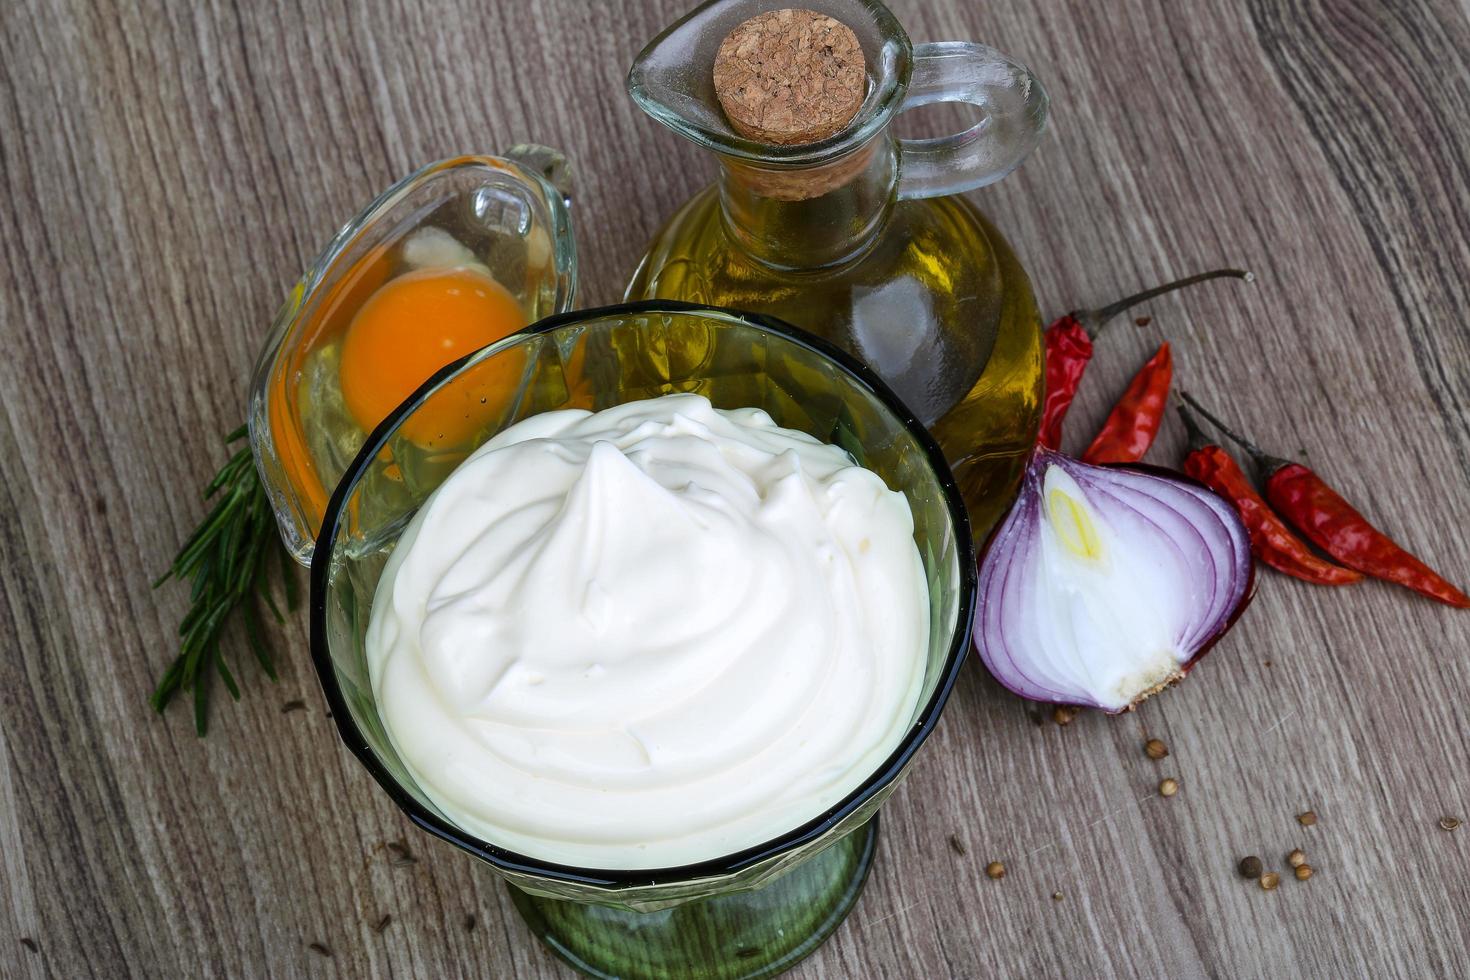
[1038,320,1092,450]
[1181,392,1468,607]
[1082,342,1172,464]
[1177,404,1363,586]
[1037,269,1252,450]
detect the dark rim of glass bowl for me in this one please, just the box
[308,299,978,890]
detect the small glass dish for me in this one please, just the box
[247,148,576,565]
[310,302,977,979]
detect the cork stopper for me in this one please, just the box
[713,9,866,146]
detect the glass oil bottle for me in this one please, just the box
[625,0,1049,536]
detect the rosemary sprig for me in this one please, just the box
[152,425,297,735]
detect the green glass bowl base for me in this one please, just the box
[507,817,880,980]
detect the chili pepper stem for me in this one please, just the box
[1176,402,1212,454]
[1178,390,1293,474]
[1074,269,1254,338]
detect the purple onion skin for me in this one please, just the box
[974,457,1256,713]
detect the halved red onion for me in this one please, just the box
[975,448,1253,712]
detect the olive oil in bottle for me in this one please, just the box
[626,179,1042,538]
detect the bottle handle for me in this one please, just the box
[895,42,1048,202]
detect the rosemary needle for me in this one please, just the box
[153,426,296,735]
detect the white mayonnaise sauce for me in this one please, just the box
[366,393,928,869]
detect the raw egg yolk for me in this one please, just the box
[339,266,526,448]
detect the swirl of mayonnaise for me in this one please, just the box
[366,393,928,869]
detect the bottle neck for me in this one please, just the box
[717,137,897,271]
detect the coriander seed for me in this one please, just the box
[1238,856,1263,880]
[1259,872,1280,891]
[1144,738,1169,760]
[1052,891,1063,901]
[985,861,1006,880]
[1053,706,1077,726]
[1159,777,1179,797]
[1286,849,1306,868]
[1297,811,1317,826]
[1440,816,1461,831]
[1294,864,1314,881]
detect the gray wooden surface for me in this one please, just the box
[3,0,1469,976]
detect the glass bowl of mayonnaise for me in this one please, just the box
[310,301,976,980]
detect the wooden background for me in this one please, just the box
[2,0,1468,975]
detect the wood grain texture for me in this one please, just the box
[2,0,1469,976]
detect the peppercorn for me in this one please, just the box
[1298,811,1317,826]
[1440,817,1462,832]
[1159,778,1179,797]
[1294,864,1314,881]
[1238,856,1263,880]
[1053,706,1077,726]
[985,861,1005,880]
[1286,849,1306,868]
[1260,872,1280,891]
[1144,738,1169,760]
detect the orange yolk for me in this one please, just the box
[339,266,526,448]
